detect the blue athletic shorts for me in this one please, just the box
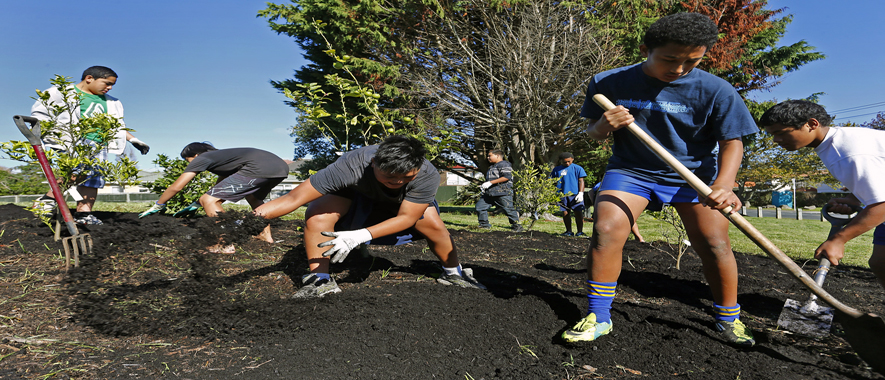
[74,164,105,188]
[598,171,701,211]
[206,173,285,202]
[874,224,885,246]
[334,191,440,246]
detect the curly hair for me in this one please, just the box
[759,100,834,128]
[644,12,719,51]
[373,135,427,174]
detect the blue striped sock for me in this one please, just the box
[586,280,617,323]
[713,303,741,322]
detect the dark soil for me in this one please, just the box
[1,203,884,379]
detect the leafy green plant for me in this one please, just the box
[513,162,561,230]
[647,205,691,269]
[145,154,216,214]
[450,182,482,206]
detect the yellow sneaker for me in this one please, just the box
[561,313,612,342]
[715,319,755,347]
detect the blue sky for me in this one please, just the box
[1,1,883,170]
[752,0,885,122]
[0,0,305,170]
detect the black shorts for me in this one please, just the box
[333,191,440,246]
[206,173,285,202]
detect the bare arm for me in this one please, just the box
[817,201,885,265]
[489,177,509,184]
[585,106,634,141]
[157,172,198,204]
[364,200,428,238]
[253,178,324,219]
[705,138,743,211]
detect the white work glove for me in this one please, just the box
[575,192,584,203]
[481,181,493,190]
[129,138,150,155]
[318,229,373,263]
[139,202,166,218]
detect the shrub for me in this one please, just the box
[513,162,561,230]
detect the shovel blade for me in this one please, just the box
[837,310,885,375]
[777,298,834,338]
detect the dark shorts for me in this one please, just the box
[206,173,285,202]
[599,171,701,212]
[558,194,586,212]
[874,224,885,246]
[333,191,440,246]
[77,166,105,188]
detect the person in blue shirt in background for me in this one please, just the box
[551,152,587,236]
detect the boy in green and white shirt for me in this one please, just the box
[31,66,151,225]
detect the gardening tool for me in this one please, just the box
[14,115,92,269]
[592,94,885,374]
[775,204,858,337]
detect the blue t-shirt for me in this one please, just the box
[551,164,587,195]
[580,63,757,185]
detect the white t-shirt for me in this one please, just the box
[815,127,885,206]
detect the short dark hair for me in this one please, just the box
[180,142,217,159]
[558,152,574,161]
[373,135,427,174]
[489,149,505,157]
[82,66,118,80]
[759,100,833,128]
[644,12,719,51]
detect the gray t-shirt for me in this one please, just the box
[310,145,439,205]
[184,148,289,178]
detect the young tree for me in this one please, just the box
[513,162,562,231]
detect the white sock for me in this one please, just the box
[443,264,463,276]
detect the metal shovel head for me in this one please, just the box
[836,310,885,374]
[777,298,834,338]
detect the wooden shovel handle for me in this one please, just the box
[591,94,863,318]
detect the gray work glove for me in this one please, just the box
[481,181,493,190]
[318,229,373,263]
[129,138,150,155]
[173,201,202,218]
[139,202,166,218]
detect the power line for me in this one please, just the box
[834,110,884,121]
[829,101,885,114]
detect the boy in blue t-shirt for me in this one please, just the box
[550,152,587,236]
[562,12,758,347]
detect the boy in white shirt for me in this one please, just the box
[760,99,885,292]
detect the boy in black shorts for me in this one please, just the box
[255,135,485,298]
[139,142,289,243]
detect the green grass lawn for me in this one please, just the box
[438,203,873,268]
[19,201,873,268]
